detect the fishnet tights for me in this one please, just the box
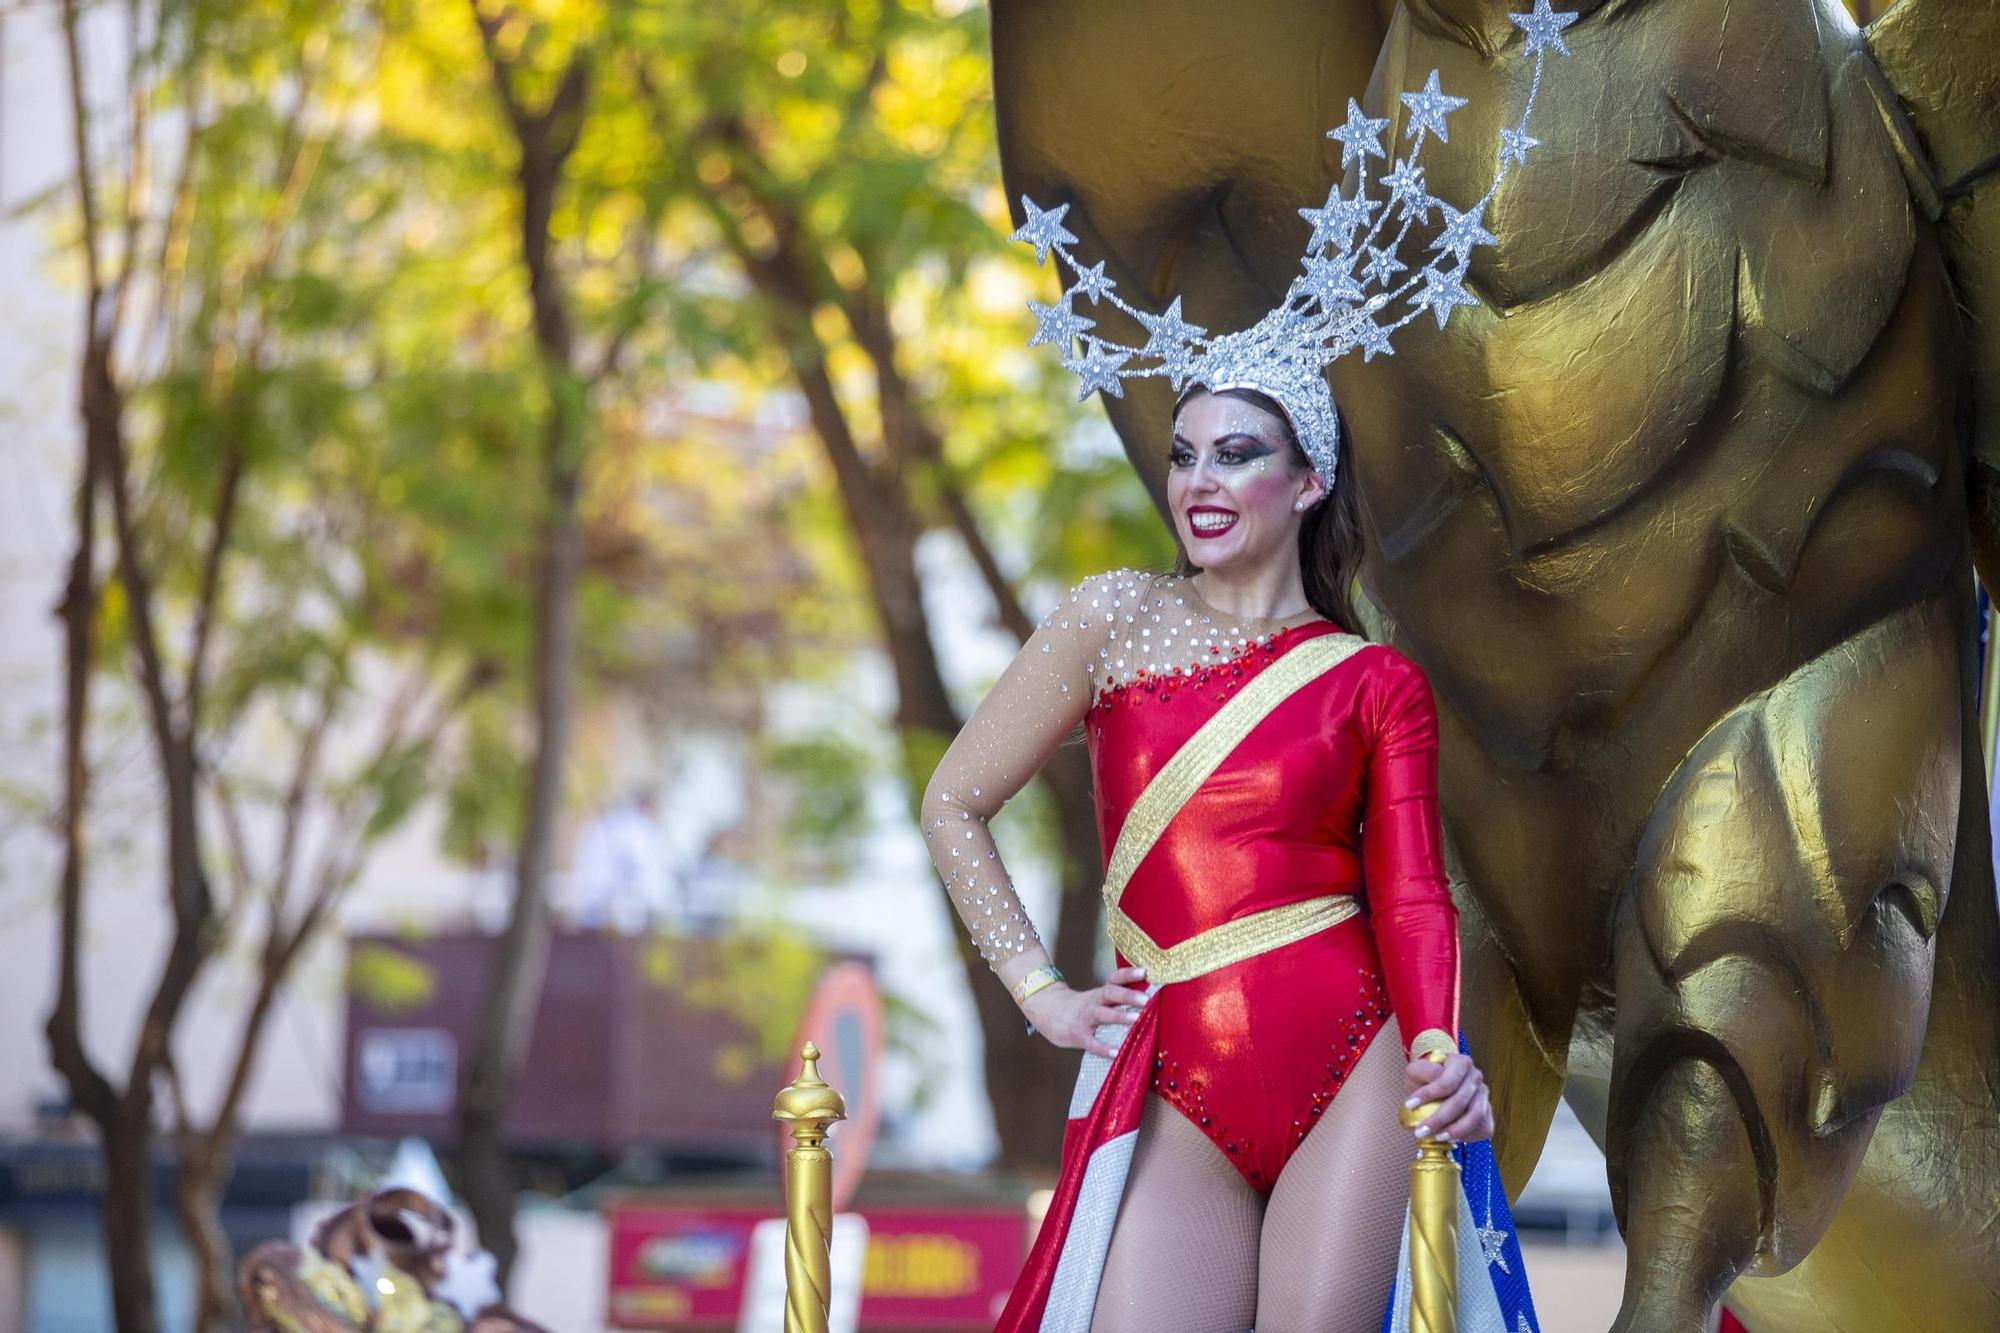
[1090,1019,1414,1333]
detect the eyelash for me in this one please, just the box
[1170,448,1252,468]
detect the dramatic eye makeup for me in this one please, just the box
[1170,432,1280,469]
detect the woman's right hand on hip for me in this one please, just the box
[1021,965,1148,1058]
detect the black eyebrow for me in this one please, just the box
[1171,432,1275,450]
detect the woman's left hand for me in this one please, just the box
[1403,1051,1493,1143]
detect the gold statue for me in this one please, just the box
[989,0,2000,1327]
[773,1042,847,1333]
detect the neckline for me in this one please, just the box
[1177,574,1333,634]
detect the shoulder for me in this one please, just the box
[1047,568,1175,626]
[1359,641,1429,685]
[1354,643,1437,725]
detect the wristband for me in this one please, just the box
[1011,964,1064,1007]
[1408,1027,1457,1063]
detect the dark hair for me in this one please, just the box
[1172,386,1363,632]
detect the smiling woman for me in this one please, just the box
[913,370,1519,1328]
[1169,386,1365,636]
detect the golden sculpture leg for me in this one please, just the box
[1403,1050,1459,1333]
[774,1042,846,1333]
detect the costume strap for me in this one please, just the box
[1103,632,1369,984]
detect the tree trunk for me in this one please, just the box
[787,355,1090,1169]
[688,119,1112,1173]
[175,1149,234,1333]
[458,462,579,1287]
[457,40,591,1282]
[176,951,289,1333]
[102,1107,163,1333]
[1042,747,1105,996]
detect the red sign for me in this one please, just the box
[607,1202,1025,1329]
[788,963,887,1212]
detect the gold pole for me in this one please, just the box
[773,1041,847,1333]
[1402,1051,1460,1333]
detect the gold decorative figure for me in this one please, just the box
[1404,1053,1460,1333]
[773,1042,847,1333]
[989,0,2000,1327]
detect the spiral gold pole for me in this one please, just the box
[773,1041,848,1333]
[1402,1051,1460,1333]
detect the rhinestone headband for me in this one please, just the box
[1012,0,1579,489]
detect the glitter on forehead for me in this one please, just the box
[1010,5,1576,491]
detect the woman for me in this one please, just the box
[920,386,1498,1332]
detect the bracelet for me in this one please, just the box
[1409,1028,1457,1064]
[1011,964,1064,1008]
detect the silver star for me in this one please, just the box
[1299,256,1364,308]
[1354,316,1396,362]
[1298,193,1374,255]
[1400,70,1468,142]
[1070,259,1116,305]
[1432,198,1497,264]
[1068,339,1130,400]
[1011,196,1077,265]
[1136,296,1204,353]
[349,1251,389,1312]
[1478,1170,1513,1274]
[1359,245,1406,287]
[1516,1315,1535,1332]
[1510,0,1579,58]
[1413,264,1480,328]
[1135,297,1205,386]
[1327,98,1389,170]
[433,1249,503,1319]
[1381,158,1434,222]
[1027,296,1094,349]
[1498,128,1541,170]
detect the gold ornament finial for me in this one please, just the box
[774,1042,847,1134]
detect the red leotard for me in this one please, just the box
[1085,621,1460,1191]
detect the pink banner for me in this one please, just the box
[606,1201,1025,1329]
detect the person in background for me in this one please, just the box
[570,787,679,933]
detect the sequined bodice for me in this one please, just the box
[1085,622,1365,946]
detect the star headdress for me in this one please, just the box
[1012,0,1578,490]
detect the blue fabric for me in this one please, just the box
[1458,1134,1541,1332]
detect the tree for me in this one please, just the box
[40,6,512,1325]
[373,0,678,1284]
[625,0,1173,1167]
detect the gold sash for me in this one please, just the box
[1103,632,1369,984]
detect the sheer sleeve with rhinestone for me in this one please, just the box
[919,573,1130,969]
[1361,648,1461,1058]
